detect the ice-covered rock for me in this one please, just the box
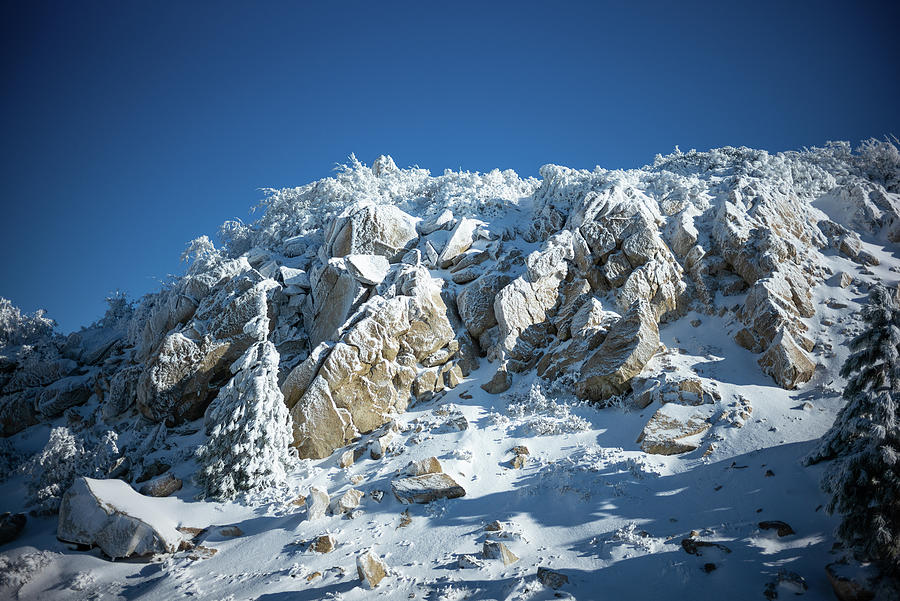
[326,202,418,262]
[346,254,390,286]
[306,487,329,521]
[391,473,466,504]
[57,477,182,559]
[576,300,659,402]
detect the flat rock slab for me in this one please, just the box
[637,403,713,455]
[391,473,466,504]
[58,477,182,559]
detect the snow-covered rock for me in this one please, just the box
[345,254,390,286]
[391,473,466,504]
[57,477,182,559]
[326,202,418,262]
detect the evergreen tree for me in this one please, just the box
[195,340,296,500]
[810,284,900,571]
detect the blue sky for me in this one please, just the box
[2,0,898,333]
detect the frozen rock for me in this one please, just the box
[279,266,310,289]
[370,432,393,460]
[417,208,456,236]
[438,218,479,268]
[483,540,518,565]
[313,533,336,553]
[576,300,659,402]
[326,202,418,262]
[637,403,713,455]
[57,477,182,559]
[537,567,569,589]
[758,331,816,389]
[357,549,388,588]
[305,259,366,348]
[0,512,26,546]
[0,391,39,437]
[391,473,466,504]
[305,487,330,521]
[331,488,363,515]
[457,273,512,340]
[346,254,390,286]
[35,374,93,418]
[401,457,442,476]
[481,366,512,394]
[138,472,183,498]
[458,554,484,569]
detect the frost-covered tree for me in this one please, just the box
[23,427,119,514]
[195,340,296,500]
[809,283,900,571]
[0,297,56,347]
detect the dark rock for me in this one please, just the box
[0,512,26,545]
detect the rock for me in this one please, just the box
[637,403,713,455]
[138,473,183,498]
[306,487,329,521]
[312,534,336,553]
[391,473,466,504]
[331,488,363,515]
[443,363,464,389]
[281,341,334,411]
[339,449,356,468]
[680,538,732,556]
[0,391,38,437]
[356,549,388,588]
[417,209,456,236]
[765,570,808,599]
[457,273,512,340]
[370,432,393,460]
[57,477,182,559]
[402,457,442,476]
[0,512,26,546]
[537,567,569,589]
[511,455,527,469]
[483,541,518,565]
[758,331,816,389]
[576,300,659,402]
[279,266,310,288]
[305,259,366,348]
[346,254,390,286]
[35,374,93,418]
[825,562,877,601]
[510,445,529,456]
[485,520,504,532]
[326,203,419,262]
[438,218,479,268]
[759,520,795,537]
[458,554,485,569]
[481,367,512,394]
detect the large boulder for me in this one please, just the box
[758,331,816,390]
[326,203,418,262]
[457,273,512,341]
[304,258,367,348]
[34,374,93,418]
[57,477,182,559]
[637,403,713,455]
[576,300,659,402]
[0,391,38,437]
[288,266,454,459]
[136,273,276,424]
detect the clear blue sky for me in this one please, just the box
[2,0,898,333]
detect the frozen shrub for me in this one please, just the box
[195,340,296,500]
[23,427,119,514]
[0,551,57,594]
[0,297,56,348]
[504,382,591,435]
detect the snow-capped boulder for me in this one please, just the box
[457,273,512,342]
[57,477,182,559]
[391,473,466,504]
[637,403,714,455]
[288,266,454,459]
[757,331,816,389]
[576,300,659,402]
[357,549,388,588]
[417,208,456,236]
[437,218,479,268]
[326,202,418,262]
[34,374,93,418]
[346,254,390,286]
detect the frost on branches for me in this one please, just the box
[195,340,296,500]
[810,284,900,570]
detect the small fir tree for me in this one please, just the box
[195,340,296,500]
[810,284,900,571]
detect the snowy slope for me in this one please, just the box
[1,141,900,600]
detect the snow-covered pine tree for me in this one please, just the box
[809,283,900,571]
[195,338,296,500]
